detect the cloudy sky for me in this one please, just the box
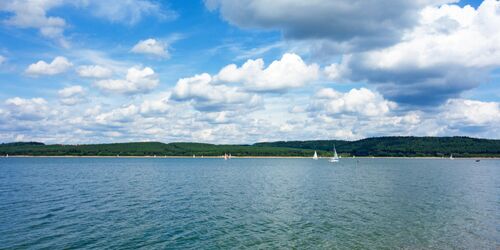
[0,0,498,144]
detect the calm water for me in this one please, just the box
[0,158,498,249]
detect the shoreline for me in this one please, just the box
[2,155,499,159]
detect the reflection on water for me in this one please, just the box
[0,158,498,248]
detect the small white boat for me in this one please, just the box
[329,146,339,163]
[449,154,454,160]
[313,151,318,160]
[193,154,195,158]
[224,153,228,160]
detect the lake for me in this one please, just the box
[0,157,498,249]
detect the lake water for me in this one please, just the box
[0,157,498,249]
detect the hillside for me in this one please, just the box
[0,136,499,157]
[0,142,318,157]
[255,136,500,157]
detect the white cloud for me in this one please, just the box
[14,134,25,142]
[443,99,500,125]
[0,55,6,65]
[95,104,139,124]
[25,56,72,76]
[215,53,319,91]
[0,0,68,47]
[58,85,86,106]
[327,0,500,106]
[131,38,169,58]
[95,66,159,94]
[323,63,343,82]
[140,96,171,116]
[309,88,396,117]
[172,73,260,111]
[0,0,175,46]
[77,65,112,78]
[4,97,49,120]
[353,1,500,69]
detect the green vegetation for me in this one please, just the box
[255,136,500,157]
[0,142,318,157]
[0,136,499,157]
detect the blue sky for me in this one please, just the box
[0,0,498,144]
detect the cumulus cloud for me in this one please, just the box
[205,0,455,52]
[4,97,49,120]
[443,99,500,125]
[215,53,319,91]
[95,66,159,95]
[171,73,260,111]
[309,88,396,117]
[0,55,6,65]
[77,65,112,78]
[95,104,139,125]
[131,38,169,58]
[326,0,500,106]
[25,56,72,76]
[0,0,68,46]
[58,85,86,106]
[140,96,171,116]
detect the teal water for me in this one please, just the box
[0,158,498,249]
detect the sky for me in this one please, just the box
[0,0,498,144]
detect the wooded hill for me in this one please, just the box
[0,136,499,157]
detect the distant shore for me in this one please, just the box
[2,155,498,159]
[2,138,499,159]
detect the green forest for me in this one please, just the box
[0,136,499,157]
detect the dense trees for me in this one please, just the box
[0,142,318,157]
[255,137,500,157]
[0,136,498,157]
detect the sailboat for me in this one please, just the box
[224,153,228,160]
[313,151,318,160]
[449,154,454,160]
[329,146,339,162]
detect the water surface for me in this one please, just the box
[0,158,498,249]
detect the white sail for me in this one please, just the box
[313,151,318,160]
[330,146,339,162]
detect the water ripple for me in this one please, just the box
[0,158,498,249]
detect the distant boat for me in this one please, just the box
[329,146,339,163]
[449,154,454,160]
[475,159,480,162]
[224,153,228,160]
[228,153,232,159]
[313,151,318,160]
[193,154,195,158]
